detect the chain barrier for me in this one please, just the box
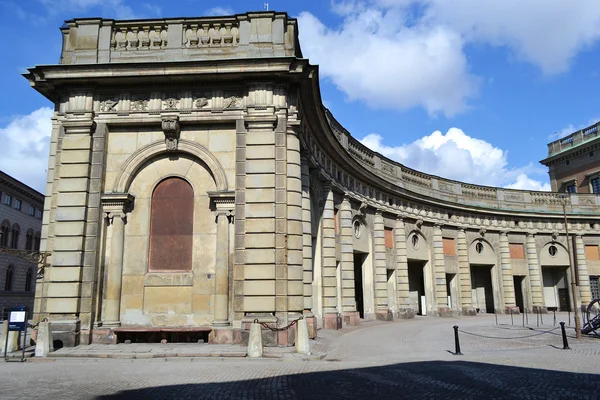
[253,316,303,332]
[458,326,560,340]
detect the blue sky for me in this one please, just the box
[1,0,600,193]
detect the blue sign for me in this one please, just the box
[7,307,27,332]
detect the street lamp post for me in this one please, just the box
[562,198,582,339]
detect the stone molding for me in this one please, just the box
[114,139,229,193]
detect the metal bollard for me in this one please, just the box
[494,310,498,326]
[453,325,463,355]
[510,309,514,326]
[522,310,525,327]
[560,322,570,350]
[553,310,556,326]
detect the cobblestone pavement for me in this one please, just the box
[1,314,599,399]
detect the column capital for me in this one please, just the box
[101,193,134,214]
[526,231,537,238]
[457,227,466,234]
[62,117,96,135]
[433,222,443,230]
[499,230,510,236]
[395,215,404,222]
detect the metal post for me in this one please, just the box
[560,322,570,350]
[562,200,582,339]
[494,310,498,326]
[510,309,514,326]
[568,311,571,326]
[522,310,525,327]
[540,311,543,326]
[553,310,556,326]
[526,308,528,325]
[453,325,462,355]
[537,308,539,328]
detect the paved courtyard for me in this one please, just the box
[1,314,598,399]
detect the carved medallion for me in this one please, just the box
[161,116,180,151]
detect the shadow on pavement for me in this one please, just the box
[96,360,599,399]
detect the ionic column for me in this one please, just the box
[574,235,592,307]
[101,194,133,326]
[213,210,231,326]
[321,183,338,328]
[432,224,449,313]
[300,154,313,315]
[373,211,389,319]
[394,217,412,317]
[499,231,517,311]
[457,228,474,314]
[340,195,357,323]
[526,233,545,312]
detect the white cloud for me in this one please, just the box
[360,128,550,191]
[0,108,53,194]
[38,0,152,19]
[424,0,600,75]
[205,7,234,16]
[298,10,478,116]
[298,1,600,115]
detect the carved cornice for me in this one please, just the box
[101,193,134,213]
[208,191,235,213]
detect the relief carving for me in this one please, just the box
[130,96,149,111]
[100,98,118,112]
[224,95,244,109]
[161,116,180,152]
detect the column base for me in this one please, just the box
[461,307,477,316]
[375,309,393,321]
[396,308,415,319]
[208,328,235,344]
[323,313,342,330]
[343,311,361,326]
[212,320,231,327]
[437,307,454,317]
[532,305,548,314]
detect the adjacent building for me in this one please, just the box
[0,170,43,319]
[540,122,600,193]
[23,12,600,347]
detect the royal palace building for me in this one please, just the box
[24,12,600,347]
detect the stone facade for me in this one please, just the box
[24,12,600,347]
[540,122,600,193]
[0,171,44,318]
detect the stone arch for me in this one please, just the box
[0,219,10,247]
[406,230,428,261]
[114,139,228,193]
[539,241,570,266]
[468,237,496,264]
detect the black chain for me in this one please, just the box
[254,316,303,332]
[458,326,560,340]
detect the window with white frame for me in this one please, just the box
[29,205,35,216]
[13,198,21,210]
[3,194,12,205]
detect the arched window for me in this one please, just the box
[34,232,41,251]
[10,223,20,249]
[25,268,33,292]
[0,220,10,247]
[26,229,35,251]
[5,265,13,291]
[149,177,194,271]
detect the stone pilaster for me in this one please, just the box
[499,231,517,311]
[240,112,279,323]
[300,154,313,314]
[457,228,475,315]
[232,119,246,323]
[285,124,304,343]
[340,195,359,325]
[213,210,231,326]
[526,233,545,313]
[432,224,449,314]
[394,217,413,318]
[100,193,133,326]
[574,235,592,308]
[373,211,390,320]
[321,183,339,329]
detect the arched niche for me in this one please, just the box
[539,242,570,266]
[406,230,428,261]
[469,238,496,265]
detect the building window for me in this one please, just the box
[384,227,394,249]
[29,206,35,216]
[475,242,484,254]
[34,232,41,251]
[591,177,600,194]
[13,198,21,210]
[591,277,600,300]
[411,234,419,249]
[25,229,34,251]
[36,209,42,219]
[3,194,12,205]
[10,223,20,249]
[149,177,194,272]
[585,245,600,261]
[25,268,33,292]
[509,243,525,259]
[548,245,558,257]
[443,238,456,256]
[566,184,576,193]
[5,266,13,291]
[0,220,10,247]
